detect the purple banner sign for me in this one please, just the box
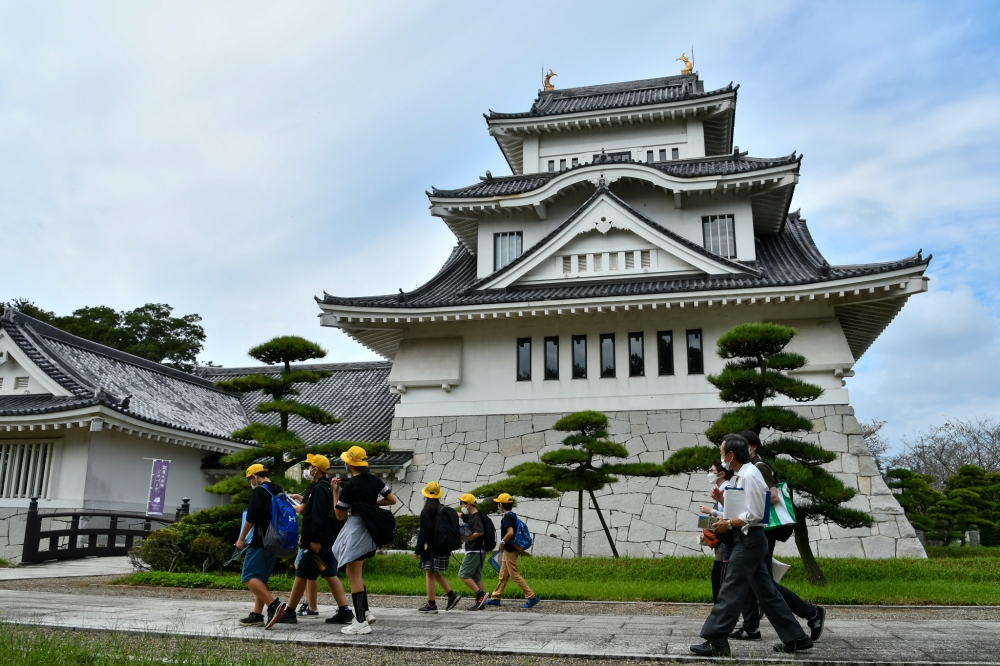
[146,459,171,517]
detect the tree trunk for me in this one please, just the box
[587,488,619,558]
[577,489,584,558]
[280,412,288,431]
[793,512,827,586]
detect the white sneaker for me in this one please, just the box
[365,610,377,624]
[341,619,371,635]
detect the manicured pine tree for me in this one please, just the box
[471,410,663,557]
[884,468,942,536]
[932,465,999,545]
[663,323,872,585]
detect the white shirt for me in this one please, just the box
[732,462,769,534]
[710,481,736,517]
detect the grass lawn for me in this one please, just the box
[118,547,1000,606]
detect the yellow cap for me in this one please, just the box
[493,492,514,504]
[458,493,478,504]
[421,481,444,499]
[305,453,330,473]
[245,464,267,478]
[340,445,369,467]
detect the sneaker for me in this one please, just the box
[297,601,318,617]
[325,608,355,625]
[521,595,540,609]
[341,619,372,635]
[808,606,826,641]
[729,627,762,640]
[469,592,486,611]
[483,599,501,608]
[690,641,733,657]
[445,592,462,611]
[418,602,439,613]
[365,610,377,624]
[274,608,297,624]
[773,637,814,653]
[239,612,264,627]
[264,600,287,630]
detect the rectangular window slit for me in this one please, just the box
[687,329,704,375]
[544,337,559,380]
[609,253,619,270]
[494,232,523,271]
[672,147,679,160]
[516,338,532,381]
[563,256,572,273]
[14,377,29,391]
[625,252,635,270]
[572,335,587,379]
[600,334,616,378]
[659,149,667,161]
[547,160,555,172]
[646,150,654,163]
[628,332,644,377]
[559,158,566,170]
[657,331,674,375]
[641,250,650,269]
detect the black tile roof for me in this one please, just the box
[320,211,929,310]
[328,451,413,471]
[487,74,732,119]
[428,153,800,199]
[201,362,398,444]
[0,307,249,441]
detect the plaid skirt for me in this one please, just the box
[419,555,450,572]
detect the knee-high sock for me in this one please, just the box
[351,591,365,621]
[362,588,369,614]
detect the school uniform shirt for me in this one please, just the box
[245,481,281,548]
[732,463,769,535]
[300,477,339,548]
[500,512,518,552]
[750,454,777,487]
[464,512,486,552]
[335,472,392,512]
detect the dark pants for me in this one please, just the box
[700,528,807,645]
[711,560,726,604]
[741,531,818,629]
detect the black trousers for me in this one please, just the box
[741,531,818,629]
[700,528,807,645]
[711,559,727,604]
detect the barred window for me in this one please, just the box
[702,215,737,259]
[494,232,523,271]
[0,441,53,499]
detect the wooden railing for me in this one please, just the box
[20,497,177,564]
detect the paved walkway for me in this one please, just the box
[1,589,997,664]
[0,556,133,580]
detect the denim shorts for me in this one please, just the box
[294,546,338,581]
[241,546,277,584]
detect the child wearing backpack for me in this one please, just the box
[413,482,462,613]
[484,493,540,609]
[235,465,287,628]
[457,493,493,611]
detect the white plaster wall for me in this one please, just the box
[531,119,692,173]
[392,306,855,419]
[0,357,51,395]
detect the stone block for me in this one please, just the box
[597,493,646,514]
[842,415,863,435]
[871,474,892,495]
[486,415,505,441]
[392,417,404,430]
[870,494,904,514]
[432,451,454,465]
[822,457,843,474]
[609,510,632,528]
[465,430,487,444]
[531,533,564,557]
[504,420,533,438]
[835,405,854,415]
[423,464,444,484]
[463,449,487,465]
[824,415,843,433]
[877,518,900,538]
[544,429,565,446]
[480,440,499,453]
[648,412,681,433]
[857,455,880,476]
[629,411,648,424]
[607,419,631,435]
[651,486,692,509]
[402,417,415,430]
[666,433,699,450]
[641,432,669,452]
[442,420,457,437]
[626,476,658,494]
[700,408,724,422]
[832,472,858,490]
[584,530,618,557]
[412,453,432,466]
[624,437,646,458]
[858,475,871,495]
[828,523,871,540]
[514,499,559,523]
[502,452,537,471]
[841,454,860,474]
[621,541,655,557]
[847,434,867,454]
[658,474,690,490]
[818,431,848,452]
[532,413,561,431]
[446,433,466,445]
[810,418,826,433]
[479,453,504,477]
[639,451,664,464]
[817,537,865,558]
[681,420,708,434]
[896,537,928,558]
[521,432,545,453]
[680,409,700,421]
[499,438,523,457]
[897,515,917,538]
[630,424,650,437]
[627,518,666,543]
[556,506,578,527]
[414,417,428,428]
[640,504,676,531]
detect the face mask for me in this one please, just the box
[721,455,732,471]
[707,472,718,486]
[461,506,469,515]
[303,469,312,480]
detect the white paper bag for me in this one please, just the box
[772,558,791,584]
[722,488,746,519]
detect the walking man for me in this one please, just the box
[457,493,488,610]
[690,434,813,656]
[235,464,287,628]
[484,493,540,609]
[272,454,354,627]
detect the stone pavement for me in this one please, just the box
[0,556,133,580]
[0,589,998,664]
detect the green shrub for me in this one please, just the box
[393,514,420,550]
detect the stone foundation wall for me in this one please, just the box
[0,508,30,564]
[389,405,926,559]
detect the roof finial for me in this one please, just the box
[543,69,557,91]
[676,53,693,76]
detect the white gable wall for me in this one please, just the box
[531,119,693,174]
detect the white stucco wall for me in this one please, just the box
[532,119,692,174]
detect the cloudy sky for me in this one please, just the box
[2,2,998,450]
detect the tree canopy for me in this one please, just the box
[11,299,205,372]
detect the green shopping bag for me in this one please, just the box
[765,482,796,531]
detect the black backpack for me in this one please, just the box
[433,505,462,553]
[478,512,497,551]
[355,502,397,546]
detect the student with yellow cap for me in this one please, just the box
[331,445,397,635]
[457,493,491,610]
[413,481,461,613]
[271,454,355,628]
[235,465,287,627]
[484,493,540,609]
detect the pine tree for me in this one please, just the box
[885,468,942,535]
[664,323,872,585]
[471,410,662,557]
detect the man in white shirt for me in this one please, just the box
[690,434,813,657]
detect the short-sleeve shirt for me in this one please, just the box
[336,473,391,511]
[464,512,486,552]
[750,454,776,487]
[500,513,518,552]
[245,481,281,548]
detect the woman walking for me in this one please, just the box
[414,481,461,613]
[331,445,397,635]
[700,459,736,603]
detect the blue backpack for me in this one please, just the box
[509,512,533,551]
[260,484,298,557]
